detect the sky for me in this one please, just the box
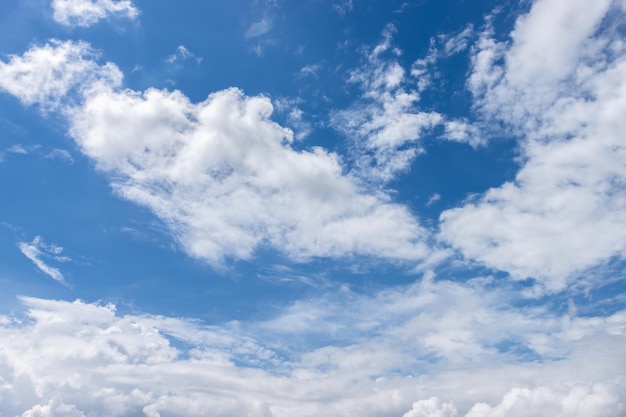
[0,0,626,416]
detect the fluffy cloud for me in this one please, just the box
[51,0,139,27]
[439,0,626,292]
[0,276,624,417]
[465,384,624,417]
[0,40,122,111]
[0,40,432,266]
[403,398,458,417]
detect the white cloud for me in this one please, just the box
[273,97,313,140]
[0,40,433,266]
[297,64,322,79]
[403,398,458,417]
[45,149,74,164]
[166,45,202,65]
[0,40,122,111]
[17,236,69,285]
[465,384,624,417]
[7,144,28,154]
[333,0,353,16]
[439,0,626,292]
[51,0,139,27]
[443,120,484,148]
[426,193,441,207]
[331,25,444,183]
[0,276,624,417]
[70,86,431,264]
[245,17,272,39]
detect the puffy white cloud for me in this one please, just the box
[70,86,431,264]
[465,384,624,417]
[21,399,86,417]
[0,40,432,266]
[439,0,626,292]
[51,0,139,27]
[403,398,458,417]
[0,40,122,111]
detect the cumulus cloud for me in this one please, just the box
[0,276,624,417]
[439,0,626,292]
[70,86,431,264]
[17,236,69,285]
[51,0,139,27]
[403,398,458,417]
[0,39,122,111]
[0,40,432,266]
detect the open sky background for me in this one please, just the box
[1,0,626,416]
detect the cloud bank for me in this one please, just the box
[0,278,624,416]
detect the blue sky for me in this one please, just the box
[1,0,626,416]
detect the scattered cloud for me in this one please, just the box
[245,17,272,39]
[331,25,444,184]
[6,144,29,154]
[45,148,74,163]
[244,17,275,56]
[439,0,626,293]
[166,45,203,65]
[296,64,322,80]
[51,0,139,27]
[443,120,484,148]
[426,193,441,207]
[333,0,353,16]
[17,236,69,285]
[273,97,313,140]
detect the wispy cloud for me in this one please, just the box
[46,148,74,164]
[331,25,443,183]
[426,193,441,207]
[166,45,203,65]
[6,144,28,154]
[17,236,69,285]
[333,0,353,16]
[245,17,272,39]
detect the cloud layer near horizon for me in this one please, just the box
[0,281,624,417]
